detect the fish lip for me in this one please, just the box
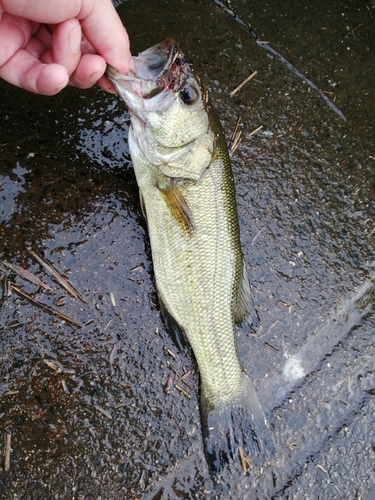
[106,38,189,98]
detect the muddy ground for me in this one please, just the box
[1,0,374,498]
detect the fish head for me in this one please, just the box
[106,39,216,181]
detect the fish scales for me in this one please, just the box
[134,127,242,399]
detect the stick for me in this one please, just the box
[230,71,257,97]
[29,249,86,303]
[249,125,263,137]
[174,383,191,399]
[1,260,53,291]
[229,116,243,156]
[4,431,11,472]
[11,284,82,328]
[93,404,112,419]
[238,445,247,473]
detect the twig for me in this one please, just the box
[43,359,62,373]
[11,284,82,328]
[265,341,279,351]
[176,369,193,389]
[344,23,365,38]
[251,226,265,245]
[230,70,257,97]
[28,249,86,303]
[255,41,347,121]
[254,320,282,339]
[229,116,243,156]
[164,373,173,394]
[109,344,117,365]
[114,402,132,409]
[93,404,112,419]
[238,445,251,473]
[229,116,241,143]
[1,260,53,292]
[53,296,66,307]
[61,379,70,394]
[166,361,179,375]
[4,431,11,471]
[175,383,191,399]
[249,125,263,137]
[164,348,176,360]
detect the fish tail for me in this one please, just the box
[200,372,274,473]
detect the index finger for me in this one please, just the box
[79,0,134,74]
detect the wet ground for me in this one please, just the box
[0,0,374,498]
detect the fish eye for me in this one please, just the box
[180,85,199,105]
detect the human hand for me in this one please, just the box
[0,0,134,95]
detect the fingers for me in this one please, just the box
[3,0,134,74]
[0,12,68,94]
[0,12,76,94]
[38,19,106,90]
[69,52,106,89]
[0,12,32,67]
[0,49,69,94]
[40,18,82,77]
[0,0,134,94]
[96,74,117,94]
[0,0,81,24]
[79,0,134,75]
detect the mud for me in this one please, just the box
[1,0,374,498]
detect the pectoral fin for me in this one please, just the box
[157,181,195,235]
[234,260,259,332]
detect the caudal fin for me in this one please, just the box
[200,372,274,473]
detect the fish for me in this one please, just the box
[106,38,274,472]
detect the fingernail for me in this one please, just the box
[68,27,81,54]
[56,76,69,91]
[88,70,105,84]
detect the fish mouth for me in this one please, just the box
[107,38,190,98]
[131,38,175,80]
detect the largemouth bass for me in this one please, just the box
[107,39,274,471]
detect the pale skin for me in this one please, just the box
[0,0,134,95]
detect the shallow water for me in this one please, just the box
[1,0,374,498]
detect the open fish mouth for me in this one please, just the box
[106,38,207,176]
[107,38,190,98]
[131,38,175,80]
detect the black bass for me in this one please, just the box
[107,39,274,471]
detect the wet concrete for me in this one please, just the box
[0,0,374,498]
